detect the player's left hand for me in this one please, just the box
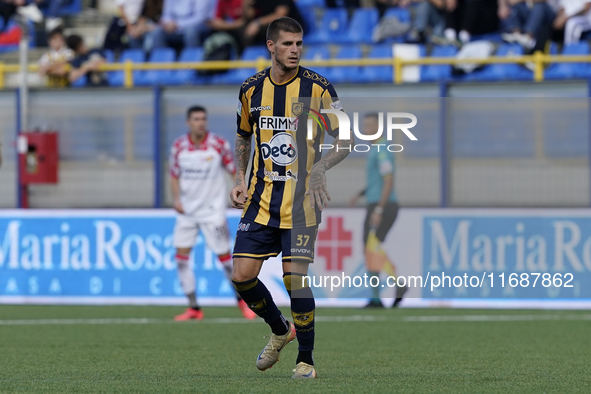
[230,181,249,209]
[173,199,184,214]
[370,211,382,229]
[306,164,331,210]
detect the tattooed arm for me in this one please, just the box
[306,134,353,210]
[230,134,252,209]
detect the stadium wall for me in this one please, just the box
[0,81,590,210]
[1,208,590,309]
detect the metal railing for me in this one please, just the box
[1,51,590,89]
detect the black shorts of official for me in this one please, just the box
[363,202,399,245]
[233,219,318,263]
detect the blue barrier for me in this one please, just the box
[0,210,241,303]
[423,214,591,298]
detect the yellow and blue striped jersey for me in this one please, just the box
[236,66,342,229]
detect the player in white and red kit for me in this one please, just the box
[170,105,256,321]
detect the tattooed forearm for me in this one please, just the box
[234,134,251,185]
[316,135,353,172]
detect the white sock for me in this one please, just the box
[176,254,196,295]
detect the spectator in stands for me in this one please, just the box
[499,0,558,52]
[104,0,153,53]
[201,0,243,63]
[442,0,500,44]
[554,0,591,45]
[208,0,243,36]
[1,0,42,29]
[407,0,447,43]
[34,0,71,30]
[39,28,73,87]
[0,0,19,30]
[131,0,163,50]
[147,0,215,52]
[241,0,305,48]
[66,34,109,86]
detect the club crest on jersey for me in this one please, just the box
[261,132,298,166]
[292,102,304,116]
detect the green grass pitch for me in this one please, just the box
[0,305,589,393]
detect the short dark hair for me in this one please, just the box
[65,34,83,52]
[365,112,380,122]
[48,27,64,40]
[266,17,303,42]
[187,106,207,119]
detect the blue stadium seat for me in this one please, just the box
[71,74,86,87]
[108,49,145,87]
[170,47,204,85]
[303,45,330,76]
[384,7,411,23]
[463,44,532,81]
[211,46,269,84]
[306,8,348,44]
[325,45,362,83]
[359,44,393,83]
[335,8,379,44]
[298,7,318,35]
[136,48,176,86]
[379,7,411,43]
[54,0,82,16]
[470,32,503,43]
[420,45,457,82]
[102,49,115,64]
[545,42,590,80]
[296,0,325,6]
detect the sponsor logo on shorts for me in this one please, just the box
[237,222,251,232]
[261,132,298,166]
[291,248,311,254]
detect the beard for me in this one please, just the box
[276,56,299,72]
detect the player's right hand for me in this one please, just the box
[174,200,184,214]
[230,182,249,209]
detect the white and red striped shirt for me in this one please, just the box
[169,132,235,221]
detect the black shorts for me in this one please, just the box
[233,219,318,263]
[363,202,399,245]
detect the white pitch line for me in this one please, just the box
[402,314,591,322]
[1,314,591,326]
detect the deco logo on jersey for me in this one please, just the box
[261,132,298,166]
[259,116,298,132]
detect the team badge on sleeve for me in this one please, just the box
[330,100,343,111]
[237,100,242,115]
